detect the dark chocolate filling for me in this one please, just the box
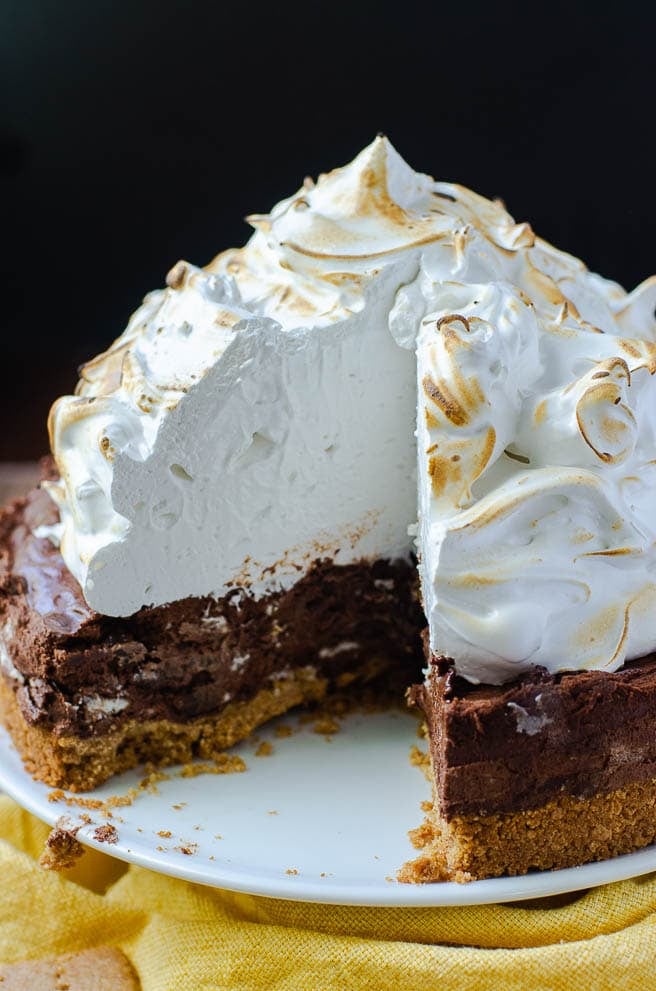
[0,483,424,738]
[409,646,656,819]
[4,471,656,823]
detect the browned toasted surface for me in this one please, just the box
[398,762,656,883]
[0,946,140,990]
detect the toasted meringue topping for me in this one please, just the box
[404,221,656,683]
[46,137,656,685]
[47,138,426,616]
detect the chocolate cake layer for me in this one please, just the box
[0,481,423,740]
[409,651,656,819]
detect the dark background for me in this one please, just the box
[2,0,654,460]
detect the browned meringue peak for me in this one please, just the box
[41,134,656,669]
[206,136,537,328]
[46,138,451,616]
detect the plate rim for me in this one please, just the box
[0,724,655,907]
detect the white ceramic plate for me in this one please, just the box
[0,709,654,906]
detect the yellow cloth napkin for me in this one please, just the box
[0,797,655,990]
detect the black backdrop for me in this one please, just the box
[2,0,655,459]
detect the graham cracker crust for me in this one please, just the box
[0,667,327,791]
[0,946,140,991]
[398,751,656,883]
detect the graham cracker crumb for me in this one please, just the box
[274,724,294,738]
[39,818,85,871]
[267,810,279,816]
[178,763,212,778]
[255,740,273,757]
[47,792,104,810]
[408,820,437,850]
[106,789,139,808]
[46,790,135,816]
[139,768,171,793]
[157,830,172,838]
[171,803,187,811]
[409,745,429,769]
[285,868,299,875]
[174,843,198,856]
[313,717,340,735]
[93,824,118,845]
[178,754,247,777]
[397,853,451,884]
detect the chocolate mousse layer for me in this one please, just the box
[409,649,656,819]
[0,480,423,741]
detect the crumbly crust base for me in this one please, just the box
[398,749,656,883]
[0,666,327,791]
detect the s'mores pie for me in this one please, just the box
[1,137,655,880]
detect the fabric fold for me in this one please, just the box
[0,798,654,990]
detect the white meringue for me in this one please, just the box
[405,207,656,684]
[45,137,656,686]
[46,138,433,616]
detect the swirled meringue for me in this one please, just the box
[45,137,656,687]
[401,215,656,683]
